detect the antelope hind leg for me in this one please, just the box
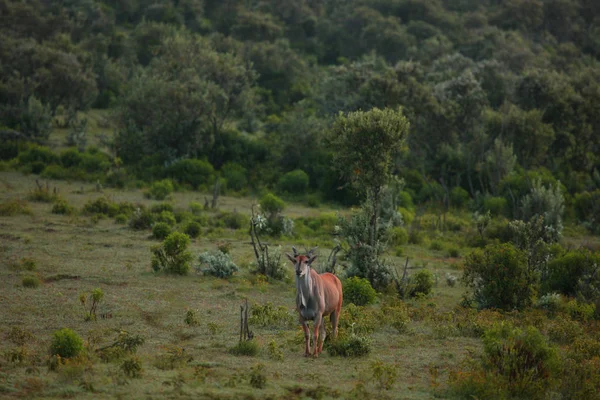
[302,321,311,357]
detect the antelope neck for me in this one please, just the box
[296,266,312,309]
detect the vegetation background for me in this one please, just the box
[1,0,600,398]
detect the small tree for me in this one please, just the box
[328,107,410,249]
[463,243,538,310]
[520,179,564,242]
[151,232,193,275]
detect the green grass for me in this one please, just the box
[1,170,598,399]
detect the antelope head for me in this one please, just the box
[286,247,318,277]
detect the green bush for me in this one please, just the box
[155,210,176,226]
[520,179,564,242]
[121,357,143,378]
[151,232,192,275]
[129,209,154,230]
[0,199,32,216]
[344,277,377,306]
[278,169,309,194]
[197,250,239,278]
[230,340,260,356]
[183,221,201,238]
[166,159,215,189]
[429,240,444,251]
[483,196,507,217]
[50,328,84,358]
[22,275,40,288]
[463,243,536,310]
[144,179,174,200]
[219,211,249,230]
[411,270,434,297]
[260,193,285,218]
[221,162,247,192]
[482,322,559,398]
[390,226,408,246]
[544,250,600,299]
[573,190,600,234]
[52,199,75,215]
[152,222,172,240]
[150,203,174,214]
[326,334,371,357]
[450,186,470,208]
[17,145,59,169]
[83,197,118,217]
[249,302,295,328]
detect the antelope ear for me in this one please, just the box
[307,255,317,265]
[285,253,296,264]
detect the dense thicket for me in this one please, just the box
[1,0,599,222]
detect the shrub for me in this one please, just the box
[150,203,174,214]
[390,226,408,246]
[28,185,60,203]
[50,328,84,358]
[326,334,371,357]
[220,211,249,230]
[411,270,434,297]
[22,275,40,288]
[155,210,176,226]
[573,190,600,234]
[189,202,203,215]
[249,363,267,389]
[463,243,536,310]
[344,277,377,306]
[166,159,214,189]
[249,302,295,328]
[151,232,192,275]
[482,322,559,398]
[339,303,380,334]
[230,340,260,356]
[260,193,285,219]
[152,222,172,240]
[52,199,74,215]
[144,179,174,200]
[183,221,201,238]
[446,273,457,287]
[83,197,118,217]
[0,199,32,216]
[197,250,239,278]
[121,357,143,378]
[450,186,470,209]
[544,250,599,297]
[184,310,200,326]
[129,208,154,230]
[278,169,309,194]
[429,240,444,251]
[447,247,460,258]
[18,145,58,169]
[520,179,564,241]
[483,196,507,217]
[221,162,247,192]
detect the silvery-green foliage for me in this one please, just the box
[197,250,238,278]
[536,293,562,312]
[520,179,564,241]
[446,273,457,287]
[337,209,391,290]
[282,217,294,236]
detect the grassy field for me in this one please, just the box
[0,170,488,399]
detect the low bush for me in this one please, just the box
[278,169,309,194]
[197,250,239,278]
[22,275,40,288]
[390,226,409,246]
[52,199,74,215]
[249,302,295,328]
[344,277,377,306]
[121,357,143,378]
[463,243,536,310]
[50,328,84,358]
[0,199,32,216]
[151,232,192,275]
[144,179,174,200]
[230,340,260,356]
[411,270,434,297]
[152,222,172,240]
[166,159,215,189]
[326,334,371,357]
[129,209,154,230]
[183,221,201,238]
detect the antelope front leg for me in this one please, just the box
[302,321,311,357]
[312,316,322,357]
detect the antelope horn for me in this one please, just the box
[292,246,298,256]
[307,247,318,257]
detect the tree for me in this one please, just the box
[328,107,410,249]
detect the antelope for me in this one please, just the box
[286,247,343,357]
